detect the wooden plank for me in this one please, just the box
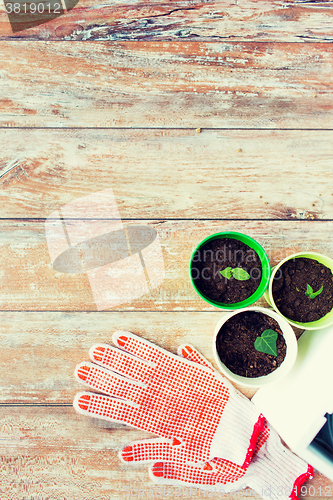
[1,219,333,311]
[1,0,333,42]
[1,42,333,128]
[0,406,330,500]
[0,306,328,495]
[0,129,332,219]
[0,406,154,500]
[0,310,258,403]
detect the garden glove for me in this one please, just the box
[147,424,313,500]
[74,331,264,467]
[123,344,313,500]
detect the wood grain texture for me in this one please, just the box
[1,219,333,311]
[1,0,333,42]
[1,0,333,496]
[0,317,329,499]
[0,406,154,500]
[0,129,331,219]
[1,41,333,128]
[1,406,329,500]
[0,310,257,403]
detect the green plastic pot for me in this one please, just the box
[264,252,333,330]
[189,231,271,310]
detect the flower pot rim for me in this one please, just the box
[265,252,333,330]
[189,231,271,310]
[212,306,298,388]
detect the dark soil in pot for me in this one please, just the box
[216,311,287,378]
[191,238,262,304]
[272,258,333,323]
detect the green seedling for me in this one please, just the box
[305,284,323,299]
[220,267,250,281]
[220,267,232,279]
[254,329,278,357]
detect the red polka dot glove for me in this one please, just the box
[122,345,313,500]
[74,331,264,467]
[147,423,313,500]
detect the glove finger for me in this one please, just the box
[149,461,215,485]
[120,438,184,464]
[120,438,249,484]
[74,391,175,436]
[75,362,144,403]
[112,330,177,365]
[89,344,154,383]
[73,391,139,426]
[177,344,214,370]
[112,331,216,382]
[149,459,247,488]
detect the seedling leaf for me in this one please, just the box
[220,267,251,281]
[305,284,323,299]
[220,267,232,279]
[232,268,251,281]
[254,329,278,357]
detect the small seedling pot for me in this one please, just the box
[212,307,298,388]
[264,252,333,330]
[189,231,271,310]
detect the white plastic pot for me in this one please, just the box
[212,306,298,388]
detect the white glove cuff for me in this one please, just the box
[247,437,313,500]
[211,393,265,467]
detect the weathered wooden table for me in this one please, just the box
[1,1,333,499]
